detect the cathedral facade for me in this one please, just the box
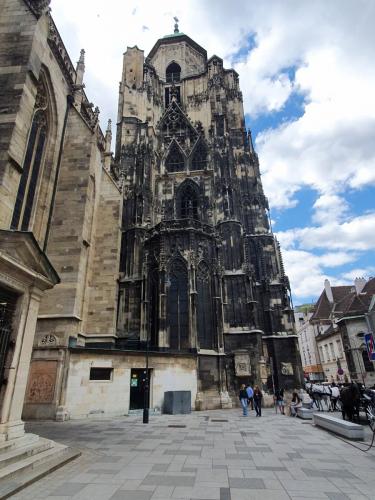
[0,0,302,425]
[115,26,303,409]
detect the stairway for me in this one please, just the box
[0,433,80,498]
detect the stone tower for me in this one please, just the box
[116,27,302,408]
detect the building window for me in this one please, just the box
[165,86,181,106]
[191,142,207,170]
[319,346,324,363]
[89,367,113,381]
[324,344,330,361]
[362,351,375,372]
[166,62,181,83]
[196,263,215,349]
[336,339,343,358]
[177,182,199,220]
[11,78,49,232]
[165,143,184,172]
[167,260,189,350]
[329,342,335,360]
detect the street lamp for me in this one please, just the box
[143,332,149,424]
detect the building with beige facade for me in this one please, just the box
[295,307,324,382]
[0,0,122,437]
[311,278,375,385]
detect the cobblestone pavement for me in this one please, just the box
[10,409,375,500]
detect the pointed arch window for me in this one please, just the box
[178,183,199,219]
[166,62,181,83]
[165,143,184,172]
[191,142,207,170]
[167,260,189,350]
[11,79,49,231]
[197,263,215,349]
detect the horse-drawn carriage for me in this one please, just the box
[305,382,375,428]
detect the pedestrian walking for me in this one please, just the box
[253,385,263,417]
[239,384,248,416]
[246,383,254,410]
[274,387,285,414]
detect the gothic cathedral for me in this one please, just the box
[116,26,302,408]
[1,1,302,424]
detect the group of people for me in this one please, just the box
[239,384,263,417]
[240,385,305,417]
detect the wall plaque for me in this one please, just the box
[26,360,57,403]
[234,353,251,376]
[281,362,294,376]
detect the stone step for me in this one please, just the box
[0,444,80,499]
[0,437,52,469]
[0,433,39,455]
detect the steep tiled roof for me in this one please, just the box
[311,278,375,323]
[310,286,352,321]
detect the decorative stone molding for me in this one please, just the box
[23,0,50,17]
[38,334,57,347]
[47,18,75,85]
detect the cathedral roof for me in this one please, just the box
[147,33,207,61]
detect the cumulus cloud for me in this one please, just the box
[281,249,354,301]
[49,0,375,303]
[277,212,375,252]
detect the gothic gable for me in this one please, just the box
[157,100,198,155]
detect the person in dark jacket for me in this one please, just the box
[274,387,285,415]
[239,384,248,416]
[253,385,263,417]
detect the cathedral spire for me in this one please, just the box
[173,16,179,33]
[105,119,112,154]
[75,49,85,86]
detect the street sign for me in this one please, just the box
[364,333,375,361]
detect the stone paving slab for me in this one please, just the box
[7,409,375,499]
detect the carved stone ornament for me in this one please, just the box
[280,362,294,376]
[234,353,251,376]
[24,0,51,17]
[39,334,58,347]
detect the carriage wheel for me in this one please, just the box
[366,402,375,432]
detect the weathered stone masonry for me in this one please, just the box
[116,30,303,409]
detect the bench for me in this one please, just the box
[313,413,364,440]
[297,407,314,419]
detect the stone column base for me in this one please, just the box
[55,406,69,421]
[0,419,25,442]
[220,391,233,409]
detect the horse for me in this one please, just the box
[340,383,361,422]
[305,383,332,411]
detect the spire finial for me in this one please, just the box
[173,16,179,33]
[79,49,85,64]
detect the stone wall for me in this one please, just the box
[84,169,122,336]
[64,351,197,419]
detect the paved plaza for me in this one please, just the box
[10,409,375,500]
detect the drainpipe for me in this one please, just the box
[43,94,73,253]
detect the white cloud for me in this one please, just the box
[278,212,375,252]
[312,194,349,225]
[49,1,375,303]
[282,249,356,302]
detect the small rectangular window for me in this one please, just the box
[89,367,113,381]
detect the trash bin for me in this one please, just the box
[164,391,191,414]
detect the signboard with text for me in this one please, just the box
[364,333,375,361]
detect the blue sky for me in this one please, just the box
[51,0,375,304]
